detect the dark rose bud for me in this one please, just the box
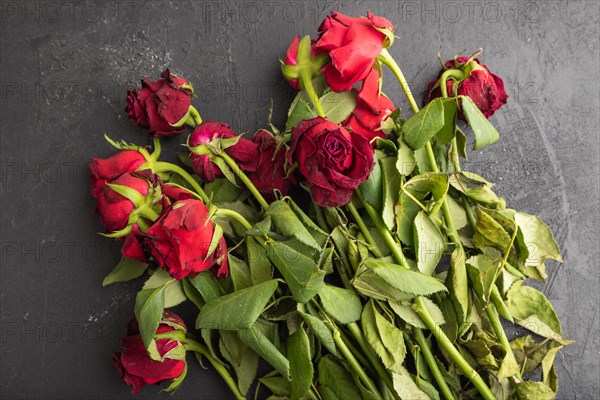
[248,130,296,197]
[316,12,394,92]
[288,117,374,207]
[125,69,193,137]
[90,150,147,195]
[93,171,158,234]
[113,311,187,395]
[143,199,228,280]
[424,56,508,118]
[343,69,395,141]
[189,121,258,182]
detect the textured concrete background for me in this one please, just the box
[0,0,598,399]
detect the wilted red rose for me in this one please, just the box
[125,69,193,137]
[424,57,508,119]
[90,150,147,195]
[316,12,394,92]
[143,199,228,280]
[288,117,374,207]
[93,171,157,233]
[248,130,295,197]
[189,121,258,182]
[121,226,146,262]
[343,69,395,141]
[113,311,187,395]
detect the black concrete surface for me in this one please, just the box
[0,1,598,399]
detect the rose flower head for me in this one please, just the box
[248,130,296,198]
[113,311,187,395]
[288,117,374,207]
[424,54,508,119]
[125,69,195,137]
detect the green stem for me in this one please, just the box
[347,322,400,400]
[137,205,159,222]
[188,105,203,126]
[153,161,209,203]
[151,137,162,161]
[485,303,522,380]
[218,152,270,210]
[347,202,384,258]
[378,49,419,115]
[185,339,245,400]
[299,70,325,117]
[356,190,409,269]
[413,328,456,400]
[414,297,495,400]
[215,208,253,230]
[332,329,384,400]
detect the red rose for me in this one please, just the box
[288,117,374,207]
[248,130,295,197]
[282,35,321,90]
[143,199,228,280]
[90,150,147,195]
[113,311,187,395]
[343,69,395,141]
[121,227,146,262]
[93,171,155,233]
[125,69,193,137]
[189,121,258,182]
[425,57,508,118]
[316,12,394,92]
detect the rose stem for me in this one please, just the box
[346,322,401,400]
[440,73,522,381]
[217,151,270,210]
[299,69,325,117]
[378,49,498,398]
[152,161,210,203]
[214,208,253,230]
[413,328,457,400]
[347,202,384,258]
[184,339,246,400]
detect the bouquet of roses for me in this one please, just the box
[91,11,569,400]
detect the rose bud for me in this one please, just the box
[424,56,508,118]
[343,69,395,141]
[125,69,196,137]
[113,311,187,395]
[248,130,296,197]
[90,150,147,195]
[280,35,326,91]
[93,170,162,237]
[143,199,228,280]
[121,226,146,262]
[288,117,374,207]
[315,12,394,92]
[188,121,258,182]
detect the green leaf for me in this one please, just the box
[246,237,273,284]
[445,247,470,328]
[360,158,383,210]
[288,326,313,400]
[381,156,402,230]
[402,98,451,150]
[229,254,252,291]
[318,356,362,400]
[449,171,501,207]
[102,257,147,286]
[239,323,290,378]
[298,310,338,357]
[514,380,555,400]
[396,138,417,176]
[318,285,362,324]
[286,95,317,130]
[197,280,278,331]
[396,172,449,245]
[134,285,166,349]
[414,211,445,276]
[204,178,242,203]
[363,259,447,295]
[352,266,414,303]
[361,300,406,372]
[320,90,357,123]
[267,241,326,303]
[460,96,500,150]
[435,99,458,144]
[466,254,502,303]
[188,271,223,303]
[259,375,291,396]
[143,269,186,308]
[514,212,563,281]
[266,200,321,250]
[389,298,445,329]
[391,367,430,400]
[506,282,573,345]
[474,206,512,251]
[219,332,259,395]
